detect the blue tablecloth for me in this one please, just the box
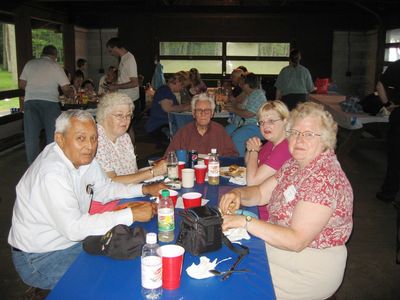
[47,162,275,300]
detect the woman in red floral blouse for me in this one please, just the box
[220,102,353,300]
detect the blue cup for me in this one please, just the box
[176,149,187,165]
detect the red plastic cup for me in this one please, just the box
[203,156,209,170]
[182,192,202,209]
[158,189,178,207]
[157,245,185,290]
[178,161,185,180]
[194,164,207,184]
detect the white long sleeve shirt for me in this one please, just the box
[8,143,144,253]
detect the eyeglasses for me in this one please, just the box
[194,108,213,115]
[111,113,132,121]
[257,119,281,127]
[286,129,321,140]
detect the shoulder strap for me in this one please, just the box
[222,234,249,256]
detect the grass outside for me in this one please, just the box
[0,68,20,114]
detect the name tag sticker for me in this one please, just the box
[283,185,297,203]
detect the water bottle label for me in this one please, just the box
[208,162,220,177]
[167,165,178,179]
[158,208,175,232]
[141,256,162,289]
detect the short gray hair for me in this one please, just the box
[287,102,337,150]
[191,93,215,111]
[96,92,134,125]
[55,110,95,134]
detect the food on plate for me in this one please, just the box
[228,164,241,176]
[221,165,245,177]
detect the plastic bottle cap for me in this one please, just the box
[211,148,217,154]
[146,232,157,244]
[161,189,170,198]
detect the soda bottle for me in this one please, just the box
[167,151,178,181]
[158,189,175,242]
[141,232,162,300]
[208,148,220,185]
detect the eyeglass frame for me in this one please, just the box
[286,129,322,139]
[111,113,133,121]
[194,108,213,115]
[257,118,282,127]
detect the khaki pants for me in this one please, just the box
[266,243,347,300]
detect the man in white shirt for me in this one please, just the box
[8,110,162,291]
[19,45,74,165]
[106,38,140,141]
[106,37,139,103]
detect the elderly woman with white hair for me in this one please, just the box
[164,93,238,156]
[220,102,353,300]
[95,92,166,185]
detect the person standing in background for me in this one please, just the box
[76,58,88,79]
[106,37,139,140]
[375,59,400,204]
[19,45,73,164]
[275,49,315,110]
[106,37,139,106]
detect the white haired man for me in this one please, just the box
[164,93,238,156]
[8,110,164,293]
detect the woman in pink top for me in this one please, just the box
[220,102,353,300]
[245,101,291,220]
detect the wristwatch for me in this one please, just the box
[244,215,252,231]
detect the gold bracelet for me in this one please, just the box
[248,149,259,153]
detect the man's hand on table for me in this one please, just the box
[130,202,156,222]
[114,201,157,222]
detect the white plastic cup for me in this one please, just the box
[181,168,195,188]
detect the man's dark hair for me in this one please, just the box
[289,49,301,67]
[77,58,87,68]
[106,37,123,49]
[237,65,248,72]
[243,72,259,89]
[42,45,58,57]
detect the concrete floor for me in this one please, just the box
[0,119,400,299]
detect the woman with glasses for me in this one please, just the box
[164,93,238,156]
[220,102,353,300]
[245,100,291,220]
[95,92,166,188]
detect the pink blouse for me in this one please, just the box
[258,139,291,170]
[269,150,353,249]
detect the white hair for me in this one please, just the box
[191,93,215,111]
[96,92,134,125]
[55,109,95,134]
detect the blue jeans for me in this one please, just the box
[226,123,264,157]
[24,100,61,165]
[11,243,82,289]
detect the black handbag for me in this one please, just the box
[177,206,223,255]
[176,205,249,258]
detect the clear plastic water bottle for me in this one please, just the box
[167,151,178,181]
[141,232,162,300]
[158,189,175,242]
[208,148,220,185]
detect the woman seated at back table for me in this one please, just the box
[145,73,191,149]
[245,100,291,220]
[188,68,207,96]
[96,92,166,183]
[220,102,353,300]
